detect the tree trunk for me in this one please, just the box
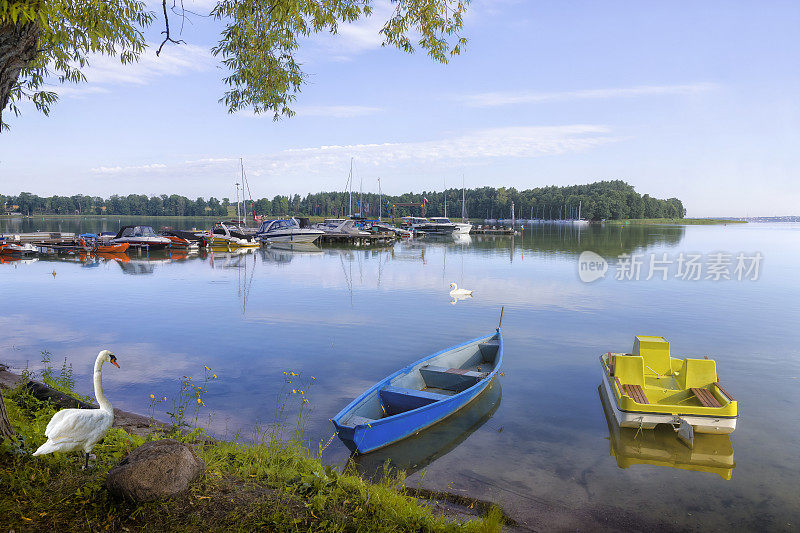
[0,389,13,441]
[0,20,40,124]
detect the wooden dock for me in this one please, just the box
[469,225,515,235]
[2,232,76,244]
[318,232,397,246]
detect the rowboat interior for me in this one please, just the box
[341,334,500,427]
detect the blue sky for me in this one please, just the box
[1,0,799,217]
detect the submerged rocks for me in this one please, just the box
[105,439,204,501]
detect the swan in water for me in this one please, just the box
[449,282,473,297]
[33,350,119,468]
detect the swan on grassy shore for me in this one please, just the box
[32,350,119,469]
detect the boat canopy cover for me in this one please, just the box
[114,225,157,238]
[162,229,203,241]
[213,225,249,239]
[258,218,300,233]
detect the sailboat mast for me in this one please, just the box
[348,158,353,218]
[378,177,382,221]
[444,177,447,218]
[235,181,241,222]
[461,176,466,223]
[240,158,247,225]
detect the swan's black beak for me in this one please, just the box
[110,355,120,368]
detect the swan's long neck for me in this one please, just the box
[451,283,457,290]
[93,356,112,412]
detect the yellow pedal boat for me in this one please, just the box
[600,336,738,439]
[599,386,736,480]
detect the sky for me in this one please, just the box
[1,0,799,217]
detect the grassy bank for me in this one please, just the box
[0,378,502,532]
[603,218,745,225]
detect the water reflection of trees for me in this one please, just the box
[473,223,685,257]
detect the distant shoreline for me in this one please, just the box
[1,214,747,225]
[602,218,746,225]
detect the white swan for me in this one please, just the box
[449,282,473,297]
[33,350,119,468]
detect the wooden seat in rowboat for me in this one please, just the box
[691,387,722,408]
[419,365,489,393]
[421,366,489,378]
[379,386,450,416]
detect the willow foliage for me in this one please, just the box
[0,0,152,125]
[1,0,470,126]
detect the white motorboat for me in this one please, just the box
[429,217,472,234]
[313,218,370,236]
[208,222,259,249]
[401,216,456,235]
[256,218,324,244]
[109,226,172,250]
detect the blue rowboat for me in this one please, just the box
[332,328,503,454]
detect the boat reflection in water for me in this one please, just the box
[351,380,502,481]
[599,386,735,480]
[260,243,323,263]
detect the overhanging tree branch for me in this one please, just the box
[156,0,186,57]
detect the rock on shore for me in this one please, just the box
[105,439,205,501]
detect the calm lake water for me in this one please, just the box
[1,217,798,531]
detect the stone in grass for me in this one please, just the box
[105,439,205,501]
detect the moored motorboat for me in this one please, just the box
[208,222,259,250]
[428,217,472,234]
[256,218,324,244]
[109,226,172,250]
[600,336,738,446]
[313,218,370,237]
[401,216,456,235]
[332,328,503,454]
[161,229,207,248]
[77,234,130,254]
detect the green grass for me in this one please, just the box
[603,218,746,225]
[0,384,503,532]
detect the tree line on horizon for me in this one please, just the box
[1,180,684,221]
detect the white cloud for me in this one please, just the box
[457,83,717,107]
[83,43,214,86]
[45,42,215,99]
[89,124,617,177]
[299,1,395,62]
[242,105,381,118]
[91,163,168,174]
[41,85,110,98]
